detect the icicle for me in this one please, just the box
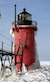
[22,63,27,73]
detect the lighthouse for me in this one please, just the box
[10,5,40,72]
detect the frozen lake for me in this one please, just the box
[0,61,50,82]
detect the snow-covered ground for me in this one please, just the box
[0,61,50,82]
[40,61,50,66]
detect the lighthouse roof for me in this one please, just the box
[18,8,32,16]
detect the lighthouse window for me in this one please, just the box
[22,14,25,20]
[25,14,32,20]
[19,14,21,20]
[28,15,32,20]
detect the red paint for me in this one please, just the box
[13,25,37,71]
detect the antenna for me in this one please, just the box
[0,12,1,18]
[15,4,16,27]
[14,4,19,32]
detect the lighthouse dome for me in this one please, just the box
[17,8,32,25]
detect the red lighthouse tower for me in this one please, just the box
[10,5,40,72]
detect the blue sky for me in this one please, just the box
[0,0,50,61]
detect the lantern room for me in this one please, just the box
[17,8,32,25]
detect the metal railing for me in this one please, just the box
[32,20,37,26]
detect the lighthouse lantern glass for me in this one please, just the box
[22,14,25,20]
[19,13,32,21]
[19,14,21,20]
[25,14,32,21]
